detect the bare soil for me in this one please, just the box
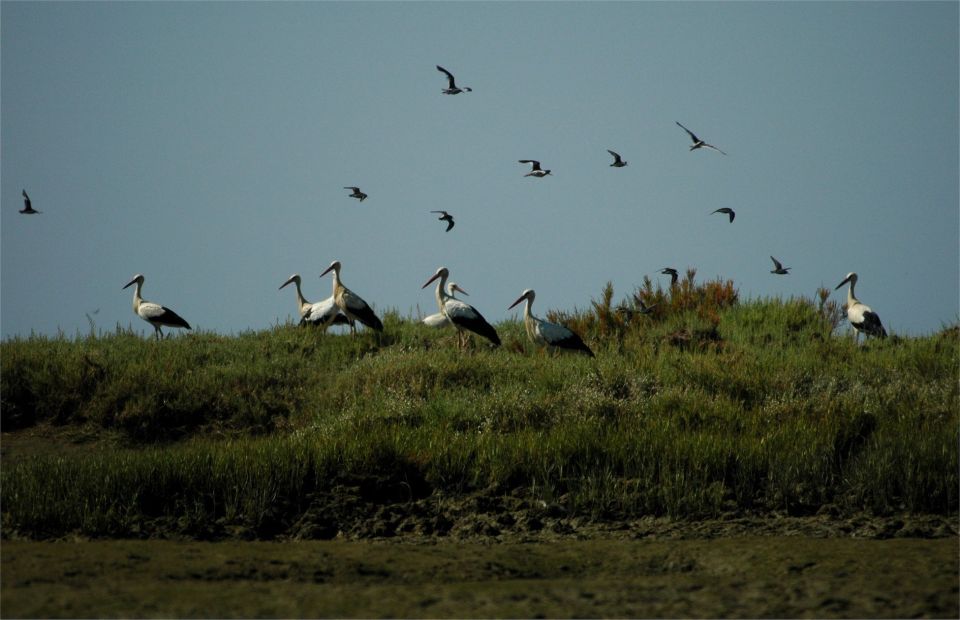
[2,535,957,618]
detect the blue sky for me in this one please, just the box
[3,1,957,339]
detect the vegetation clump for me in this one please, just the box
[1,280,957,540]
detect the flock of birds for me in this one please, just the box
[21,64,889,352]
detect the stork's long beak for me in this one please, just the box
[279,275,297,290]
[835,276,851,290]
[508,295,526,310]
[122,278,137,290]
[421,272,442,289]
[319,264,336,278]
[450,284,469,297]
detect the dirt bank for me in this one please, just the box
[3,536,957,618]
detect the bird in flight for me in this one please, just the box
[436,65,472,95]
[20,190,40,214]
[769,256,791,275]
[519,160,551,178]
[711,208,736,223]
[676,122,727,155]
[430,210,455,232]
[607,150,627,167]
[344,186,367,202]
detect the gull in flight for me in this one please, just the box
[519,160,551,178]
[769,256,791,275]
[436,65,472,95]
[676,121,727,155]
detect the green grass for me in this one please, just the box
[2,288,957,539]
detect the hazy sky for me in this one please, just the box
[3,1,958,339]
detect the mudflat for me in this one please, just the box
[3,534,957,618]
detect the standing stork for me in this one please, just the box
[122,274,191,339]
[279,274,352,330]
[660,267,679,286]
[835,272,887,341]
[508,289,594,357]
[422,281,470,328]
[319,260,383,333]
[422,267,500,347]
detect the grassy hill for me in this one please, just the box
[2,278,957,539]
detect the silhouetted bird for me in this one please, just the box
[769,256,791,275]
[20,190,40,214]
[660,267,679,286]
[711,208,735,223]
[676,121,727,155]
[519,160,551,178]
[436,65,472,95]
[344,186,367,202]
[607,149,627,167]
[431,210,455,232]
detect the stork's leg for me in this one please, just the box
[154,325,163,340]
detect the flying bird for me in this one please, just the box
[769,256,791,275]
[607,150,627,167]
[344,187,367,202]
[508,289,594,357]
[319,260,383,333]
[676,121,727,155]
[430,210,455,232]
[20,190,40,214]
[122,274,191,340]
[835,272,886,342]
[711,208,736,223]
[519,160,551,178]
[279,274,352,330]
[422,281,469,328]
[436,65,472,95]
[422,267,500,348]
[660,267,679,286]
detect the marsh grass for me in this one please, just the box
[2,288,957,539]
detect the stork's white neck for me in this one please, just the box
[434,272,449,312]
[329,268,342,295]
[846,279,858,306]
[292,279,309,309]
[131,281,143,312]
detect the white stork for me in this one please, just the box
[421,267,500,347]
[422,281,469,328]
[279,274,352,330]
[835,272,887,341]
[122,274,191,339]
[319,260,384,333]
[508,289,594,357]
